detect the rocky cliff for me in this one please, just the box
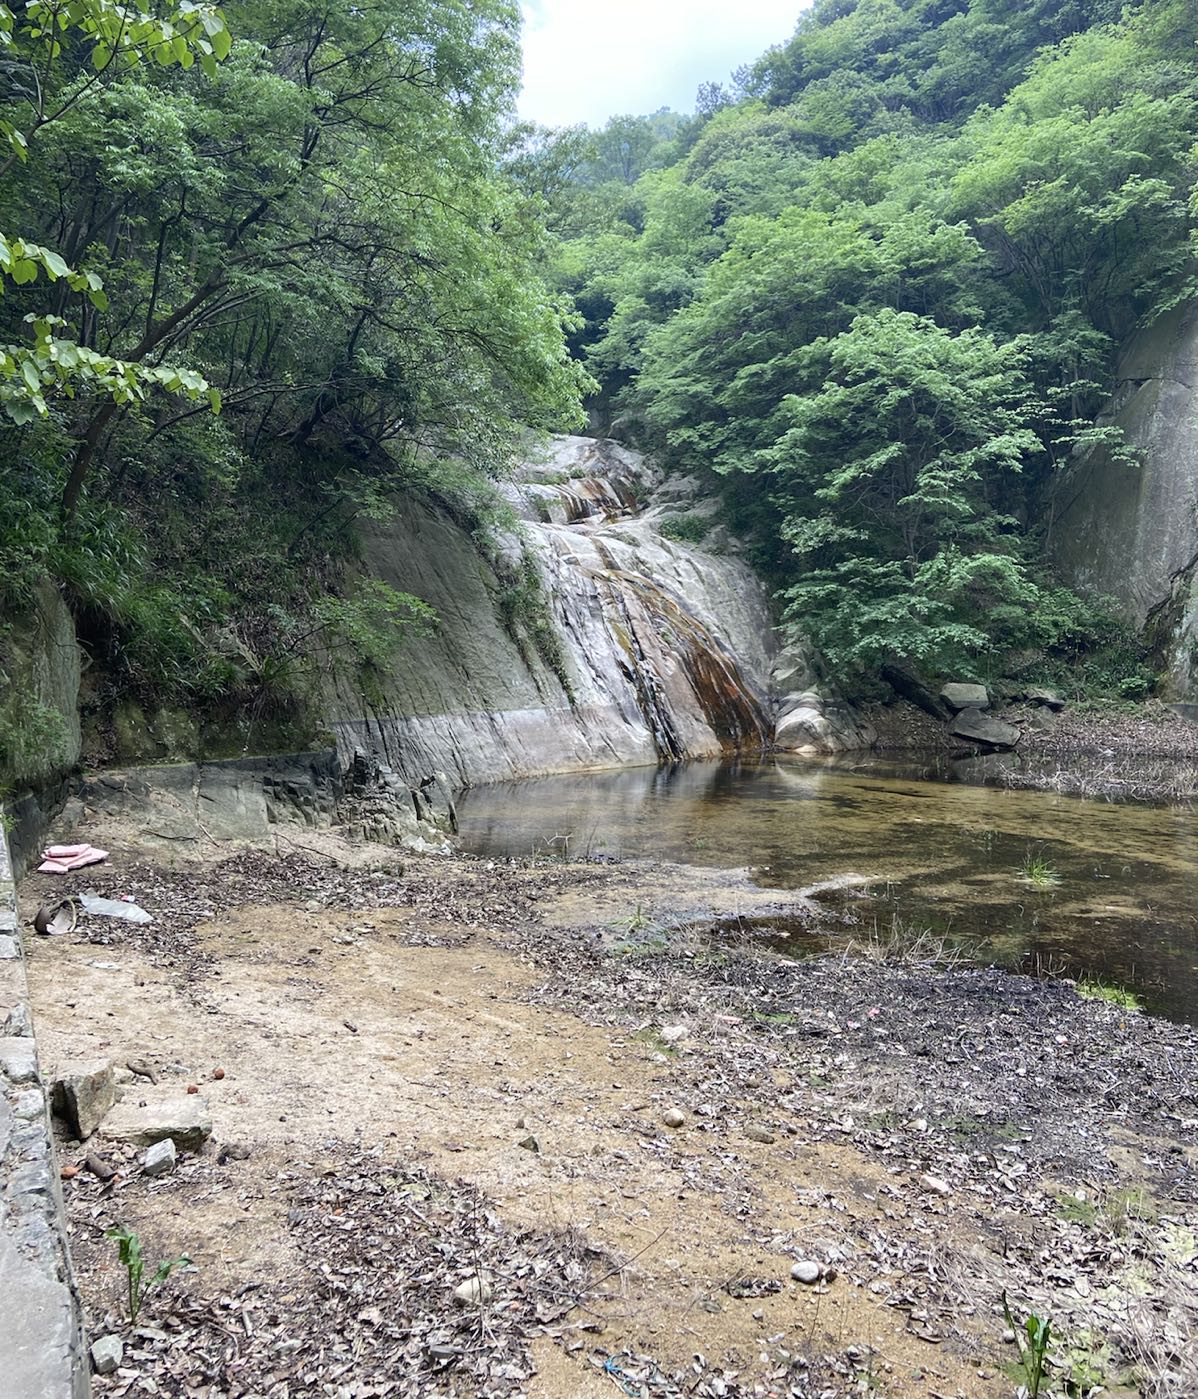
[2,437,873,845]
[1055,303,1198,695]
[328,435,870,787]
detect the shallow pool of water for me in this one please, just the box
[456,756,1198,1024]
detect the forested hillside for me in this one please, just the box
[0,0,587,776]
[4,0,1198,787]
[533,0,1198,693]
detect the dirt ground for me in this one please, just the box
[20,824,1198,1398]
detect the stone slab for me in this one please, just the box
[100,1093,212,1152]
[51,1062,116,1141]
[950,708,1021,750]
[940,682,990,712]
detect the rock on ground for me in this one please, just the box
[51,1060,115,1140]
[89,1335,123,1375]
[940,682,990,712]
[950,707,1021,750]
[142,1138,177,1178]
[99,1093,212,1152]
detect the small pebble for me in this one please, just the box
[744,1124,777,1144]
[518,1134,540,1152]
[791,1260,821,1285]
[662,1107,686,1129]
[453,1276,493,1305]
[90,1335,124,1375]
[920,1173,951,1196]
[213,1068,226,1080]
[143,1139,177,1179]
[60,1164,79,1180]
[186,1084,199,1095]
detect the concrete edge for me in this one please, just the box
[0,819,90,1399]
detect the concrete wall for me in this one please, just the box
[0,823,89,1398]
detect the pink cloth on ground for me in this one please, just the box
[37,844,109,874]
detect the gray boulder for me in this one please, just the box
[51,1060,116,1140]
[950,708,1021,750]
[100,1093,212,1152]
[1025,686,1065,711]
[940,682,990,712]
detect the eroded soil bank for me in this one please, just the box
[19,830,1198,1399]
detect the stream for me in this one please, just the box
[456,755,1198,1025]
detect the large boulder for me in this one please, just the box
[880,662,946,718]
[1024,686,1065,711]
[940,682,990,713]
[950,708,1021,750]
[772,646,875,753]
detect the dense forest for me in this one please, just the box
[0,0,589,775]
[2,0,1198,780]
[526,0,1198,693]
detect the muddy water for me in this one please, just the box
[456,756,1198,1024]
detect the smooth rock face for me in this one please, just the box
[100,1093,212,1152]
[772,646,876,753]
[1056,302,1198,621]
[950,709,1021,750]
[328,435,869,786]
[940,682,989,712]
[51,1060,116,1140]
[1054,302,1198,695]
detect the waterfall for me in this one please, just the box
[329,434,868,787]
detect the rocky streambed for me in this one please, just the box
[18,828,1198,1399]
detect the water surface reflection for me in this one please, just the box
[456,756,1198,1024]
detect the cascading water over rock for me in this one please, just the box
[328,435,870,787]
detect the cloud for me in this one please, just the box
[518,1,804,128]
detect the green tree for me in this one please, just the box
[770,309,1042,675]
[0,1,231,438]
[0,0,588,716]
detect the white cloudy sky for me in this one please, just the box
[518,1,806,128]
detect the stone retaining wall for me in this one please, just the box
[0,822,89,1398]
